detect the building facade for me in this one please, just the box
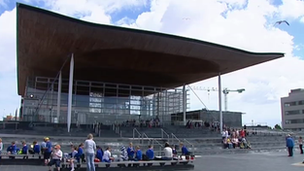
[281,89,304,130]
[20,76,190,125]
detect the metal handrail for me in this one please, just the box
[153,139,164,156]
[171,133,181,145]
[141,133,150,144]
[140,133,163,155]
[183,139,194,148]
[152,138,163,147]
[133,128,141,139]
[161,129,170,139]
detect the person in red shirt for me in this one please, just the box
[240,129,245,137]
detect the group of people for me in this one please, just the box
[118,117,161,128]
[0,134,192,171]
[221,129,251,149]
[285,134,304,157]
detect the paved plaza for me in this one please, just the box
[1,151,304,171]
[198,151,304,171]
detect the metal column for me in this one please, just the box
[182,84,186,126]
[67,54,74,133]
[218,74,223,133]
[56,71,62,123]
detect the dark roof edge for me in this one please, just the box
[16,3,285,58]
[16,3,20,95]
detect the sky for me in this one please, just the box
[0,0,304,127]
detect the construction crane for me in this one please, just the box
[190,86,245,111]
[222,88,245,111]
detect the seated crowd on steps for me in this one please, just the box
[116,117,161,128]
[221,129,251,149]
[185,120,223,132]
[0,135,192,170]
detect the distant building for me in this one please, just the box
[281,88,304,130]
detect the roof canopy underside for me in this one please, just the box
[16,3,284,96]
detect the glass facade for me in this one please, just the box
[21,76,189,125]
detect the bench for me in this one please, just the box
[0,154,43,165]
[59,158,194,170]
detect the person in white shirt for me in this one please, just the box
[222,130,226,140]
[0,138,3,160]
[232,137,239,148]
[162,142,173,160]
[102,147,114,162]
[85,134,96,171]
[47,145,63,171]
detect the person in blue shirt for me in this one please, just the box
[286,134,294,157]
[68,146,78,171]
[127,142,135,160]
[171,145,177,157]
[180,142,191,156]
[76,143,85,163]
[44,137,52,165]
[21,141,28,159]
[33,141,40,154]
[145,145,154,160]
[7,141,20,159]
[95,146,103,162]
[21,141,28,154]
[134,146,142,161]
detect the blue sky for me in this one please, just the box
[0,0,304,127]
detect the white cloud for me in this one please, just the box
[0,0,304,127]
[36,0,150,23]
[119,0,304,127]
[278,0,304,20]
[0,8,20,119]
[300,16,304,23]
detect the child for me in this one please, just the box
[120,146,128,161]
[95,146,103,162]
[48,145,63,171]
[134,146,142,161]
[21,141,28,159]
[7,141,19,159]
[67,146,78,171]
[102,147,114,163]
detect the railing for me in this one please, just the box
[183,139,194,148]
[141,133,150,144]
[247,129,289,136]
[170,133,194,151]
[171,133,181,145]
[141,132,163,156]
[161,129,170,139]
[133,128,141,139]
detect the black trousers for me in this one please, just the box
[288,147,293,156]
[300,145,303,154]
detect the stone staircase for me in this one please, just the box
[0,124,293,156]
[119,126,219,139]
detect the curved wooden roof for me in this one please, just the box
[16,3,284,96]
